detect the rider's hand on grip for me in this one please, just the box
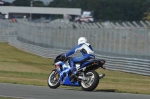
[60,54,66,61]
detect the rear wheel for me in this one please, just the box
[81,70,99,91]
[47,70,60,89]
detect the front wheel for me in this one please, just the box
[47,69,60,89]
[81,70,99,91]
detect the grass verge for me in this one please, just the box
[0,42,150,94]
[0,96,22,99]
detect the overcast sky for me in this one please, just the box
[2,0,53,4]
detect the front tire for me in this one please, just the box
[81,70,99,91]
[47,69,60,89]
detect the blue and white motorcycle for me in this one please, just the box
[47,53,106,91]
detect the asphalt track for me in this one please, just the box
[0,83,150,99]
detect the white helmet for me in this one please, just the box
[78,37,87,45]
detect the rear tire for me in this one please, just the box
[81,70,99,91]
[47,70,60,89]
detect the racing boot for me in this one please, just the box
[69,67,78,83]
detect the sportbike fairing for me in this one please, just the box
[55,61,80,86]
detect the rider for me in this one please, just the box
[62,37,95,81]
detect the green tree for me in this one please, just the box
[143,0,150,21]
[12,0,32,6]
[143,7,150,21]
[12,0,45,7]
[39,0,150,21]
[143,12,150,21]
[48,0,72,7]
[0,0,11,6]
[33,1,45,7]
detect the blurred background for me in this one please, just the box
[0,0,150,76]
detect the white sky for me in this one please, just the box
[2,0,53,4]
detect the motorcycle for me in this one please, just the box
[47,53,106,91]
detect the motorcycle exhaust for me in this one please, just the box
[99,73,105,79]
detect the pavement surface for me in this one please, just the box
[0,83,150,99]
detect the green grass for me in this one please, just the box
[0,42,150,94]
[0,96,22,99]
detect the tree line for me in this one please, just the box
[1,0,150,21]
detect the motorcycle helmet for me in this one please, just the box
[78,37,87,45]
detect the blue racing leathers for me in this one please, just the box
[65,43,95,74]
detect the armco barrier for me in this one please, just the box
[1,19,150,59]
[0,35,16,42]
[8,37,150,76]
